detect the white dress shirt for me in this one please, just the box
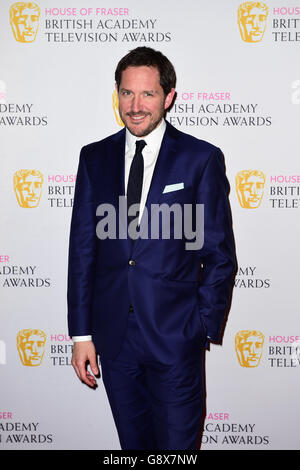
[72,119,166,343]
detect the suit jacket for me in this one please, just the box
[67,121,236,363]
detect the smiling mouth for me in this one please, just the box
[127,113,150,124]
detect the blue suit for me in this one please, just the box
[67,121,236,449]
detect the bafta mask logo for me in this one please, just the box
[13,169,44,208]
[17,329,46,366]
[238,2,268,43]
[9,2,41,43]
[235,330,264,367]
[236,170,266,209]
[112,89,124,127]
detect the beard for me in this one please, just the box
[119,106,165,137]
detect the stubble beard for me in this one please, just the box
[120,106,165,138]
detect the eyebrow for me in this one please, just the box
[119,88,158,94]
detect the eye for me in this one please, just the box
[144,92,154,97]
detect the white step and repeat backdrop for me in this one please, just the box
[1,0,299,451]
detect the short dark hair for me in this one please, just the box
[115,47,176,96]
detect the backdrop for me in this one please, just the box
[1,0,299,450]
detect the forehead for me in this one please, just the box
[120,66,161,88]
[241,174,264,184]
[241,335,263,343]
[22,334,44,342]
[245,6,266,16]
[16,7,39,16]
[20,174,41,183]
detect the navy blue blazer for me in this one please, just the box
[67,121,236,363]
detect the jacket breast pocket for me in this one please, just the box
[158,186,193,205]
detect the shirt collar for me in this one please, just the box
[125,119,166,156]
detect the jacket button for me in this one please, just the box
[129,305,134,312]
[128,259,136,266]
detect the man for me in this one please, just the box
[67,47,236,450]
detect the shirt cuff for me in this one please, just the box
[72,335,92,342]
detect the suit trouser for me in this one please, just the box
[99,308,205,450]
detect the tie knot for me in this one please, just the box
[135,140,146,153]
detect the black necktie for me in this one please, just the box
[127,140,146,227]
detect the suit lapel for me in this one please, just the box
[109,123,179,252]
[133,121,178,249]
[107,129,132,254]
[110,128,126,199]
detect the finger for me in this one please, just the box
[72,357,88,383]
[71,359,81,381]
[77,361,90,384]
[86,371,97,386]
[89,357,99,376]
[71,343,98,387]
[79,362,98,387]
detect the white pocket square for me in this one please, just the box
[163,182,184,194]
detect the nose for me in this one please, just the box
[28,183,35,196]
[25,17,34,31]
[249,343,257,356]
[253,15,260,30]
[131,95,142,113]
